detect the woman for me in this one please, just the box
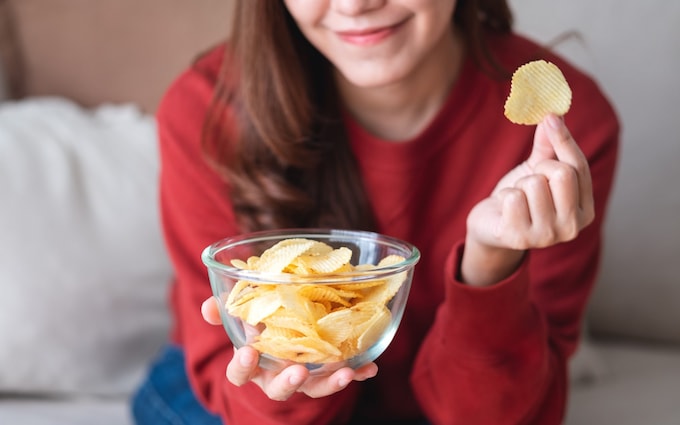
[132,1,619,424]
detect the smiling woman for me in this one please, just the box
[132,0,620,424]
[283,0,458,90]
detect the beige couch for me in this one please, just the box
[510,1,680,423]
[1,1,678,424]
[0,1,231,424]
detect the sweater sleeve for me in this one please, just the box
[409,77,620,424]
[156,57,359,425]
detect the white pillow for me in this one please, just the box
[0,97,172,396]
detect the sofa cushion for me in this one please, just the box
[4,0,232,112]
[566,341,680,425]
[0,97,172,396]
[0,397,130,425]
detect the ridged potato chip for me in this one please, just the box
[356,305,391,351]
[253,238,317,273]
[504,60,572,125]
[223,238,409,363]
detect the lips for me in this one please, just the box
[336,20,406,46]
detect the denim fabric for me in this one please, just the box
[131,344,223,425]
[131,345,431,425]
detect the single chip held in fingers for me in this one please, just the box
[504,60,572,125]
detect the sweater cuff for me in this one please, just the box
[442,241,538,355]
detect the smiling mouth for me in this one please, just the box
[336,19,408,46]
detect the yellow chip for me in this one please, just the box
[253,335,341,363]
[333,279,385,291]
[262,310,318,338]
[290,246,354,275]
[316,309,355,346]
[241,290,282,326]
[254,238,317,273]
[362,273,406,305]
[224,237,409,364]
[230,259,250,269]
[260,325,305,340]
[504,60,572,125]
[298,285,352,307]
[356,305,391,351]
[377,255,406,267]
[345,302,385,337]
[226,279,252,306]
[316,304,374,346]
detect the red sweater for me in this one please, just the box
[158,33,619,425]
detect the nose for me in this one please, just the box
[331,0,386,16]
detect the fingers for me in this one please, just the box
[227,346,310,401]
[226,346,261,386]
[532,159,582,237]
[465,115,595,255]
[226,349,378,401]
[353,362,379,382]
[201,297,223,325]
[298,368,356,399]
[261,364,310,401]
[539,114,594,211]
[297,363,377,399]
[497,162,584,248]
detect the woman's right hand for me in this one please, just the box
[201,297,378,401]
[462,114,595,287]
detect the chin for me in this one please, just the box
[338,66,411,89]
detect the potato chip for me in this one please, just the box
[298,285,352,307]
[334,279,385,291]
[242,290,282,326]
[260,325,305,340]
[345,302,385,338]
[356,305,391,351]
[361,255,407,305]
[246,256,260,269]
[290,246,353,274]
[254,238,317,273]
[377,255,406,268]
[262,309,318,338]
[223,237,412,363]
[304,241,335,256]
[226,279,252,306]
[316,303,376,345]
[253,335,341,363]
[504,60,572,125]
[230,259,250,270]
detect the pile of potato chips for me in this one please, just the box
[224,238,407,364]
[504,59,572,125]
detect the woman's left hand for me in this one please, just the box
[462,114,595,286]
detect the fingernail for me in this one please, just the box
[337,378,350,388]
[289,375,304,386]
[548,114,562,129]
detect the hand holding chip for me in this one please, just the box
[462,113,595,286]
[461,61,594,287]
[201,297,378,400]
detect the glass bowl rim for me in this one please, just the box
[201,228,421,285]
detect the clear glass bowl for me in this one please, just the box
[201,228,420,376]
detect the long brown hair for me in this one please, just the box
[203,0,513,233]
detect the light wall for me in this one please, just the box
[510,0,680,343]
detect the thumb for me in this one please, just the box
[527,114,560,168]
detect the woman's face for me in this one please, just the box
[283,0,458,88]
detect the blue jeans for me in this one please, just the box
[131,345,431,425]
[131,344,223,425]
